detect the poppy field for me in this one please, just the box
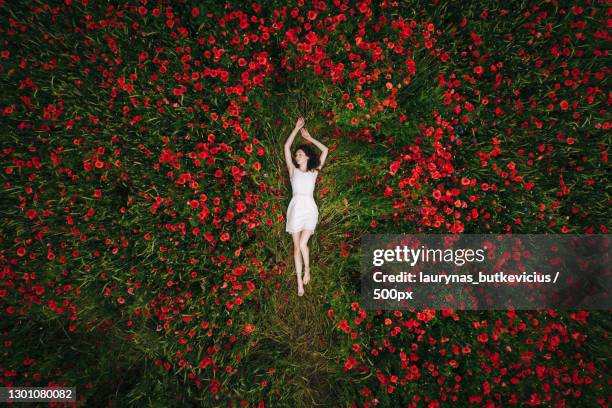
[0,0,610,406]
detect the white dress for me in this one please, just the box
[286,167,319,234]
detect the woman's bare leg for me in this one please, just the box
[292,232,304,296]
[299,230,314,285]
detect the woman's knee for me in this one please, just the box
[299,242,309,252]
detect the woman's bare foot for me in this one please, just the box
[298,284,304,296]
[303,267,310,285]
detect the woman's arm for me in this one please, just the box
[284,117,305,174]
[300,128,329,170]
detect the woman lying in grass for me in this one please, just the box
[284,117,328,296]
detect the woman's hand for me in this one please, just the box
[294,117,305,131]
[300,127,313,141]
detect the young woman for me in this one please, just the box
[284,117,328,296]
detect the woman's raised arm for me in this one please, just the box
[284,117,305,175]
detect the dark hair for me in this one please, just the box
[293,143,321,172]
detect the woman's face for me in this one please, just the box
[295,149,309,165]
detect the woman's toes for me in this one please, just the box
[303,272,310,285]
[298,286,304,296]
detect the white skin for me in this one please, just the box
[284,117,328,296]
